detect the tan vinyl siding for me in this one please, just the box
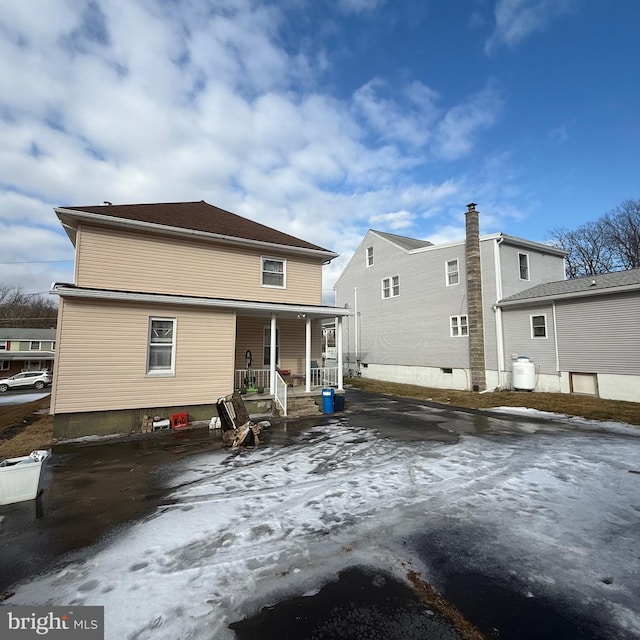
[51,298,236,414]
[75,224,322,305]
[235,316,322,373]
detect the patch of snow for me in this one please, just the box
[0,392,49,406]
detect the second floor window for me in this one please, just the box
[366,246,374,267]
[531,314,547,338]
[0,341,6,351]
[446,259,459,286]
[519,253,530,280]
[30,341,41,350]
[450,315,468,337]
[382,276,400,299]
[262,257,285,288]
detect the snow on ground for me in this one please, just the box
[0,391,49,406]
[8,413,640,640]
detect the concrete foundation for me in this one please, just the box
[53,403,218,440]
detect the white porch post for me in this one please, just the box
[305,317,312,392]
[269,313,277,394]
[337,316,344,390]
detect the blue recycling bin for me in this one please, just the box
[322,387,335,414]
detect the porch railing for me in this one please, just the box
[235,367,338,392]
[274,372,287,416]
[235,368,271,391]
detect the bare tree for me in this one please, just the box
[548,221,616,278]
[602,199,640,270]
[0,283,58,328]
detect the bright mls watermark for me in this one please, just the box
[2,606,104,638]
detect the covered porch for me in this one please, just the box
[233,304,350,416]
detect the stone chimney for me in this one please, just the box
[465,203,486,392]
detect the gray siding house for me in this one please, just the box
[499,268,640,402]
[335,204,640,402]
[335,204,567,393]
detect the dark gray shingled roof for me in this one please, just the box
[499,268,640,305]
[0,328,56,341]
[372,230,433,251]
[59,201,334,254]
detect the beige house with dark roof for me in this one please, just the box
[50,201,350,437]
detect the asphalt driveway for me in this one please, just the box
[1,388,639,640]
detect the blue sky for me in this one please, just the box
[1,0,638,301]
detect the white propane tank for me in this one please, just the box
[512,356,536,391]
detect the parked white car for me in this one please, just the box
[0,371,52,393]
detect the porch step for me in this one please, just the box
[281,395,322,418]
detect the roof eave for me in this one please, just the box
[50,284,352,319]
[54,208,339,261]
[498,282,640,307]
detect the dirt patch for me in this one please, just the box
[407,571,485,640]
[0,395,54,458]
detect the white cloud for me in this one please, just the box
[352,79,440,148]
[0,0,507,297]
[485,0,576,55]
[434,83,503,160]
[369,210,414,230]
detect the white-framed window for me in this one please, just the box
[0,341,7,351]
[261,257,286,288]
[366,246,374,267]
[519,252,530,280]
[382,275,400,299]
[450,315,468,337]
[30,341,41,351]
[263,326,280,366]
[531,314,547,338]
[147,317,176,374]
[446,259,459,286]
[51,341,56,351]
[26,361,46,371]
[0,360,9,370]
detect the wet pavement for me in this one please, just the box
[1,388,637,639]
[230,566,463,640]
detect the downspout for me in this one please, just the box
[305,317,311,393]
[552,301,560,373]
[354,287,359,369]
[269,313,277,394]
[494,236,505,389]
[337,316,344,390]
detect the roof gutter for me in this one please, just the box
[50,283,352,318]
[497,282,640,308]
[54,208,339,261]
